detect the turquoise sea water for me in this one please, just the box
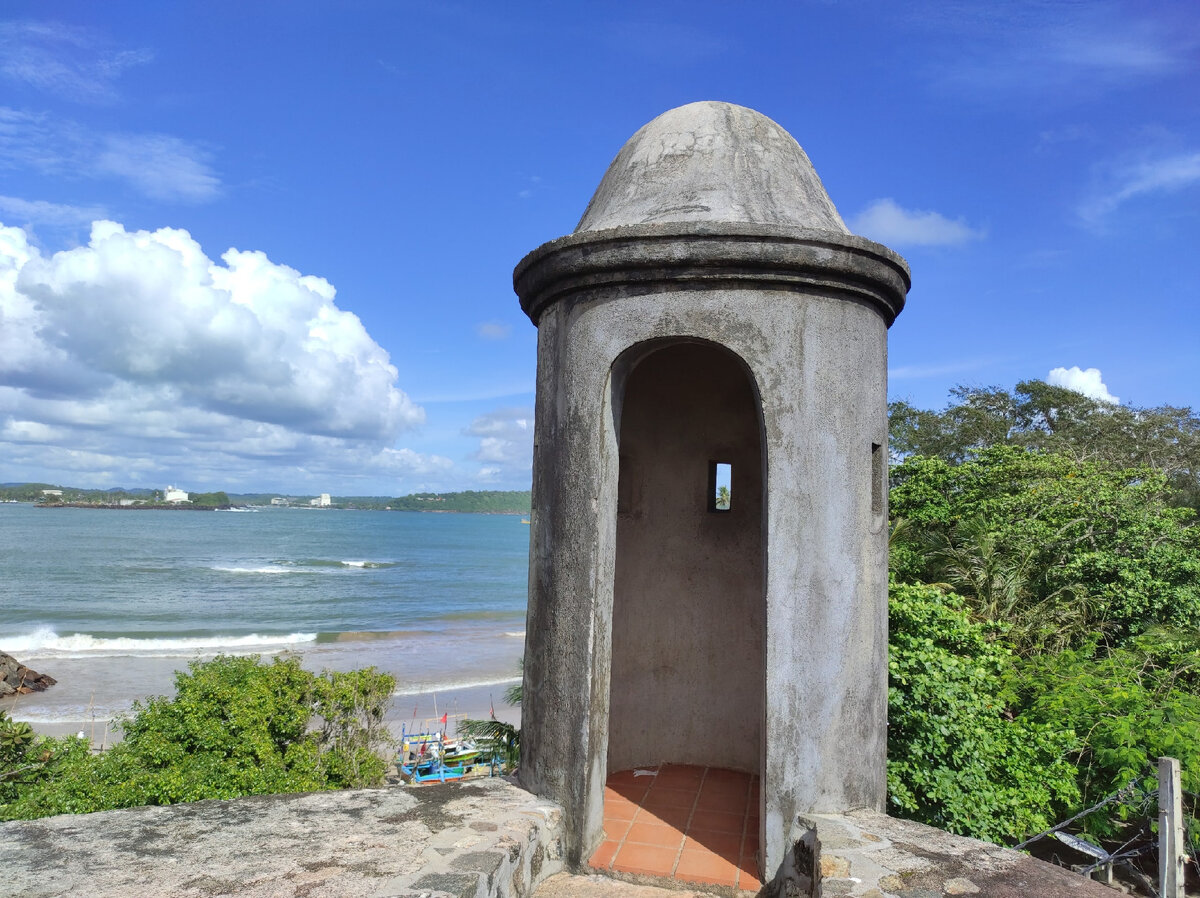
[0,503,528,728]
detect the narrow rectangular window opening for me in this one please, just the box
[871,442,884,517]
[710,461,732,512]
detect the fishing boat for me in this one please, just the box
[397,729,495,784]
[401,756,467,784]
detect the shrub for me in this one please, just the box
[0,654,395,820]
[887,581,1080,842]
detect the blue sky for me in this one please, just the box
[1,1,1197,495]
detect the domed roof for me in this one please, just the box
[575,101,849,234]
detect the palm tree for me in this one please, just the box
[922,519,1097,655]
[457,658,522,771]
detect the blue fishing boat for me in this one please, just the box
[397,728,496,784]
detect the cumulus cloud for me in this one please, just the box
[0,21,153,104]
[1079,151,1200,224]
[849,199,984,247]
[0,219,435,489]
[0,107,219,203]
[465,407,534,475]
[1047,366,1119,404]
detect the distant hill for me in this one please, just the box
[0,484,157,503]
[387,490,531,514]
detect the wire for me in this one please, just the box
[1014,779,1147,850]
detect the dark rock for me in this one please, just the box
[0,651,56,697]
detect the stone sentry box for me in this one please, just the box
[513,102,909,878]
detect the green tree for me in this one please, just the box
[889,447,1200,642]
[887,434,1200,840]
[887,581,1079,842]
[1006,632,1200,839]
[889,381,1200,512]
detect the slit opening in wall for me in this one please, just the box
[871,442,883,518]
[710,461,732,512]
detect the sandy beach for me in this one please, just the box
[13,681,521,748]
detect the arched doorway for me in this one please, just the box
[597,338,766,887]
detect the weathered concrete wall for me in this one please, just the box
[518,281,897,872]
[514,101,909,877]
[609,341,764,775]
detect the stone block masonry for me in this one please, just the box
[0,779,563,898]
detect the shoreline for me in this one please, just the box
[14,680,522,747]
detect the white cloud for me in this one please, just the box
[1079,151,1200,224]
[0,219,435,490]
[850,198,984,247]
[466,407,534,472]
[0,21,153,104]
[94,134,220,203]
[0,194,107,228]
[1047,366,1119,404]
[0,107,219,203]
[918,4,1196,98]
[476,321,512,340]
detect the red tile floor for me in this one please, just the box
[589,764,762,891]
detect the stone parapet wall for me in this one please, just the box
[0,779,563,898]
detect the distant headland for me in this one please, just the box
[0,483,532,515]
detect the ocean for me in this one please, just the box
[0,502,528,736]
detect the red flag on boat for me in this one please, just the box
[490,695,496,720]
[440,713,448,726]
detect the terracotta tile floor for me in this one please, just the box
[589,764,761,891]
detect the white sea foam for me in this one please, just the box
[503,631,526,638]
[4,706,127,725]
[0,628,318,658]
[392,675,521,696]
[212,564,308,574]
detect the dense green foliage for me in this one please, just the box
[0,655,395,820]
[890,447,1200,647]
[889,380,1200,512]
[189,491,231,507]
[886,381,1200,846]
[1007,633,1200,836]
[388,490,531,514]
[887,582,1079,842]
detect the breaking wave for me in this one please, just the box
[1,628,318,659]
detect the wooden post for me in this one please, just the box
[1159,756,1184,898]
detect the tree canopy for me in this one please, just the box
[885,380,1200,845]
[889,381,1200,512]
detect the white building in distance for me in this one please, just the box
[309,493,332,507]
[163,486,189,503]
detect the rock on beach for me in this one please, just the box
[0,651,56,697]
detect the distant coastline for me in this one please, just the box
[1,484,532,515]
[36,503,231,511]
